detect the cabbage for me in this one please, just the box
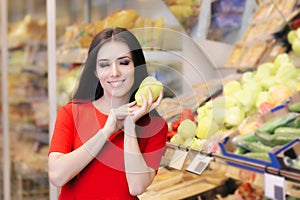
[190,138,205,151]
[225,106,245,127]
[177,119,197,139]
[258,76,277,90]
[235,90,255,112]
[211,95,239,109]
[223,80,242,96]
[273,53,291,71]
[196,105,210,120]
[196,116,219,139]
[183,137,194,146]
[256,91,270,108]
[236,81,261,112]
[275,62,298,84]
[170,134,184,145]
[255,62,273,81]
[211,107,226,126]
[241,71,254,85]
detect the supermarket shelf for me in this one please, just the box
[56,48,183,64]
[56,48,88,64]
[165,142,300,184]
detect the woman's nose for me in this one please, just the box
[111,62,120,77]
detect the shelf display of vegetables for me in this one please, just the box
[231,102,300,161]
[169,52,300,157]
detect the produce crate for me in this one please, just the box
[218,131,282,173]
[219,91,300,173]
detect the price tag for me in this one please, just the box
[160,147,176,166]
[168,149,188,170]
[186,154,212,175]
[264,173,285,200]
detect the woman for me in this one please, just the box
[48,27,168,199]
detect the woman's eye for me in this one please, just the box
[119,60,130,65]
[98,62,110,68]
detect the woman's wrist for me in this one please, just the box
[99,128,110,139]
[124,117,137,138]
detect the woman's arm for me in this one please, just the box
[48,129,110,187]
[123,89,164,195]
[123,118,156,196]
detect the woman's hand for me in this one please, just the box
[126,87,163,124]
[102,102,136,135]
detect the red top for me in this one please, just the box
[48,100,168,200]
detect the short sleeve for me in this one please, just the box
[141,117,168,171]
[48,105,74,155]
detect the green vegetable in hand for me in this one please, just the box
[135,76,163,106]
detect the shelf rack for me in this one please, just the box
[165,142,300,184]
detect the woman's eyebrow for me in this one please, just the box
[117,56,132,60]
[98,58,110,62]
[98,56,132,62]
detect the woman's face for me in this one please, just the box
[96,40,135,98]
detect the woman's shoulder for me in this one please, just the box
[59,99,93,112]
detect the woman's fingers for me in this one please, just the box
[147,87,153,105]
[150,90,163,110]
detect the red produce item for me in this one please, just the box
[292,19,300,30]
[171,119,181,132]
[180,108,195,121]
[258,102,273,116]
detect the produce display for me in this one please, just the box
[169,52,300,154]
[58,9,164,51]
[163,0,201,33]
[232,111,300,161]
[5,14,46,49]
[225,0,298,70]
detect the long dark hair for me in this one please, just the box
[72,27,148,102]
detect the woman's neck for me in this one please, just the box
[93,95,130,114]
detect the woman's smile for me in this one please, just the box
[108,79,126,88]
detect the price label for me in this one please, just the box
[264,173,285,200]
[160,147,176,166]
[168,149,188,170]
[186,154,212,175]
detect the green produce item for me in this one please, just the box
[275,62,298,85]
[239,140,273,153]
[287,116,300,128]
[232,132,258,146]
[274,127,300,136]
[293,117,300,128]
[135,76,163,106]
[223,80,242,97]
[234,146,249,154]
[243,152,270,162]
[225,106,245,127]
[257,113,298,134]
[255,131,297,147]
[288,102,300,112]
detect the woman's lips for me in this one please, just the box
[108,79,125,88]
